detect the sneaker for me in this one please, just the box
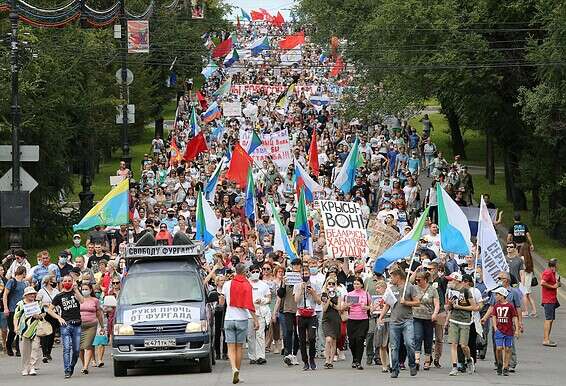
[21,370,28,376]
[390,370,399,378]
[232,369,240,384]
[42,357,49,363]
[249,359,257,365]
[29,368,37,376]
[309,358,317,370]
[338,351,346,361]
[64,373,71,379]
[466,360,475,374]
[399,363,406,370]
[449,367,459,376]
[497,365,503,375]
[303,362,310,371]
[291,355,300,365]
[283,355,293,366]
[257,358,267,365]
[410,366,418,376]
[503,368,509,376]
[509,367,516,373]
[47,354,52,361]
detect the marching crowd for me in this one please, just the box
[0,16,562,383]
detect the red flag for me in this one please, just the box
[308,129,319,176]
[170,137,183,164]
[183,132,208,162]
[259,8,273,22]
[330,56,345,77]
[212,37,233,59]
[272,11,285,27]
[226,143,253,188]
[196,90,208,111]
[279,31,305,50]
[250,10,264,20]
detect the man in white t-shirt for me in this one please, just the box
[423,223,441,257]
[308,258,326,357]
[220,264,260,384]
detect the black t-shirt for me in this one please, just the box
[114,230,128,247]
[52,291,82,322]
[509,222,529,244]
[88,230,109,246]
[87,254,110,273]
[58,263,74,277]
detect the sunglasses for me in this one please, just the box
[506,246,515,249]
[262,267,272,271]
[112,282,121,285]
[250,271,260,274]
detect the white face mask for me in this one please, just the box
[250,272,260,281]
[81,290,91,297]
[73,239,81,246]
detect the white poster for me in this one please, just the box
[123,305,200,324]
[318,200,368,259]
[223,101,242,117]
[239,129,293,171]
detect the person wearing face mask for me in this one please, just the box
[293,265,322,371]
[47,275,85,379]
[377,200,399,223]
[247,265,271,365]
[78,283,104,375]
[161,208,179,233]
[37,275,60,363]
[69,235,87,260]
[5,249,31,280]
[56,252,74,279]
[307,259,326,358]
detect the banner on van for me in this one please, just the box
[124,305,200,324]
[126,245,202,258]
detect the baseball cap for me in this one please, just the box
[72,234,81,239]
[493,287,509,297]
[167,207,175,213]
[462,274,474,283]
[447,272,463,281]
[421,259,433,269]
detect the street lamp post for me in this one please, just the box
[8,0,22,249]
[120,0,132,171]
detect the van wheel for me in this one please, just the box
[199,353,213,373]
[113,360,128,377]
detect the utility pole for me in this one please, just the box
[120,0,132,171]
[9,0,22,248]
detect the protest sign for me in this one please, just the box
[366,219,400,258]
[231,84,308,95]
[318,200,368,259]
[285,272,303,285]
[23,302,41,317]
[239,129,293,171]
[223,101,242,117]
[123,305,200,324]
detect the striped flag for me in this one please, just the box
[437,184,471,255]
[196,190,221,246]
[333,137,362,193]
[294,188,311,255]
[244,167,255,221]
[269,198,298,261]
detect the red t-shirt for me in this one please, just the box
[493,302,517,336]
[541,268,558,304]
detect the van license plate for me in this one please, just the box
[144,338,176,348]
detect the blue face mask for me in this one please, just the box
[309,267,319,275]
[58,257,67,265]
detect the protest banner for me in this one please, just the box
[123,305,200,324]
[366,219,400,258]
[318,200,368,259]
[127,21,149,53]
[284,272,303,285]
[222,101,242,117]
[239,129,293,171]
[231,84,308,95]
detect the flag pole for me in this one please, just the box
[402,241,420,299]
[474,196,484,286]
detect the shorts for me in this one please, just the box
[494,330,513,347]
[543,303,557,321]
[448,322,470,345]
[224,319,248,344]
[523,272,533,294]
[373,321,389,347]
[0,311,6,329]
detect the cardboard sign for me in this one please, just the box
[284,272,303,285]
[367,219,400,258]
[318,200,368,259]
[222,101,242,117]
[23,302,41,317]
[239,129,293,171]
[123,305,200,324]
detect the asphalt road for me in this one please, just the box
[1,293,564,386]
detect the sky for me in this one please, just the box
[223,0,297,19]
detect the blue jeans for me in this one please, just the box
[390,320,416,372]
[413,318,434,355]
[60,324,81,374]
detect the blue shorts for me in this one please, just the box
[495,330,513,347]
[224,320,248,344]
[543,303,557,321]
[0,312,6,329]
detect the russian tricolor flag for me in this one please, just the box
[294,160,323,202]
[201,101,222,123]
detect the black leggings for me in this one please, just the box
[214,309,227,357]
[347,319,369,364]
[40,313,58,357]
[283,312,299,356]
[6,311,19,354]
[297,316,317,363]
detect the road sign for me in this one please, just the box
[0,167,39,192]
[115,68,134,85]
[0,145,39,162]
[116,104,135,124]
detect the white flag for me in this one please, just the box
[478,196,509,290]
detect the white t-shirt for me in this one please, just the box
[310,273,326,312]
[222,280,250,321]
[423,233,441,257]
[250,280,271,318]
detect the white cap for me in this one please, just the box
[493,287,509,297]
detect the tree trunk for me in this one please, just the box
[486,129,495,184]
[506,150,527,211]
[444,107,467,159]
[531,183,541,226]
[155,117,164,139]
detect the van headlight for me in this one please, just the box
[185,320,208,333]
[113,324,135,336]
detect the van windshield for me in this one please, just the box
[120,271,204,305]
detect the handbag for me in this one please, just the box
[36,320,53,337]
[531,276,538,287]
[297,285,315,318]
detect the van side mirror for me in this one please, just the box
[207,291,219,303]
